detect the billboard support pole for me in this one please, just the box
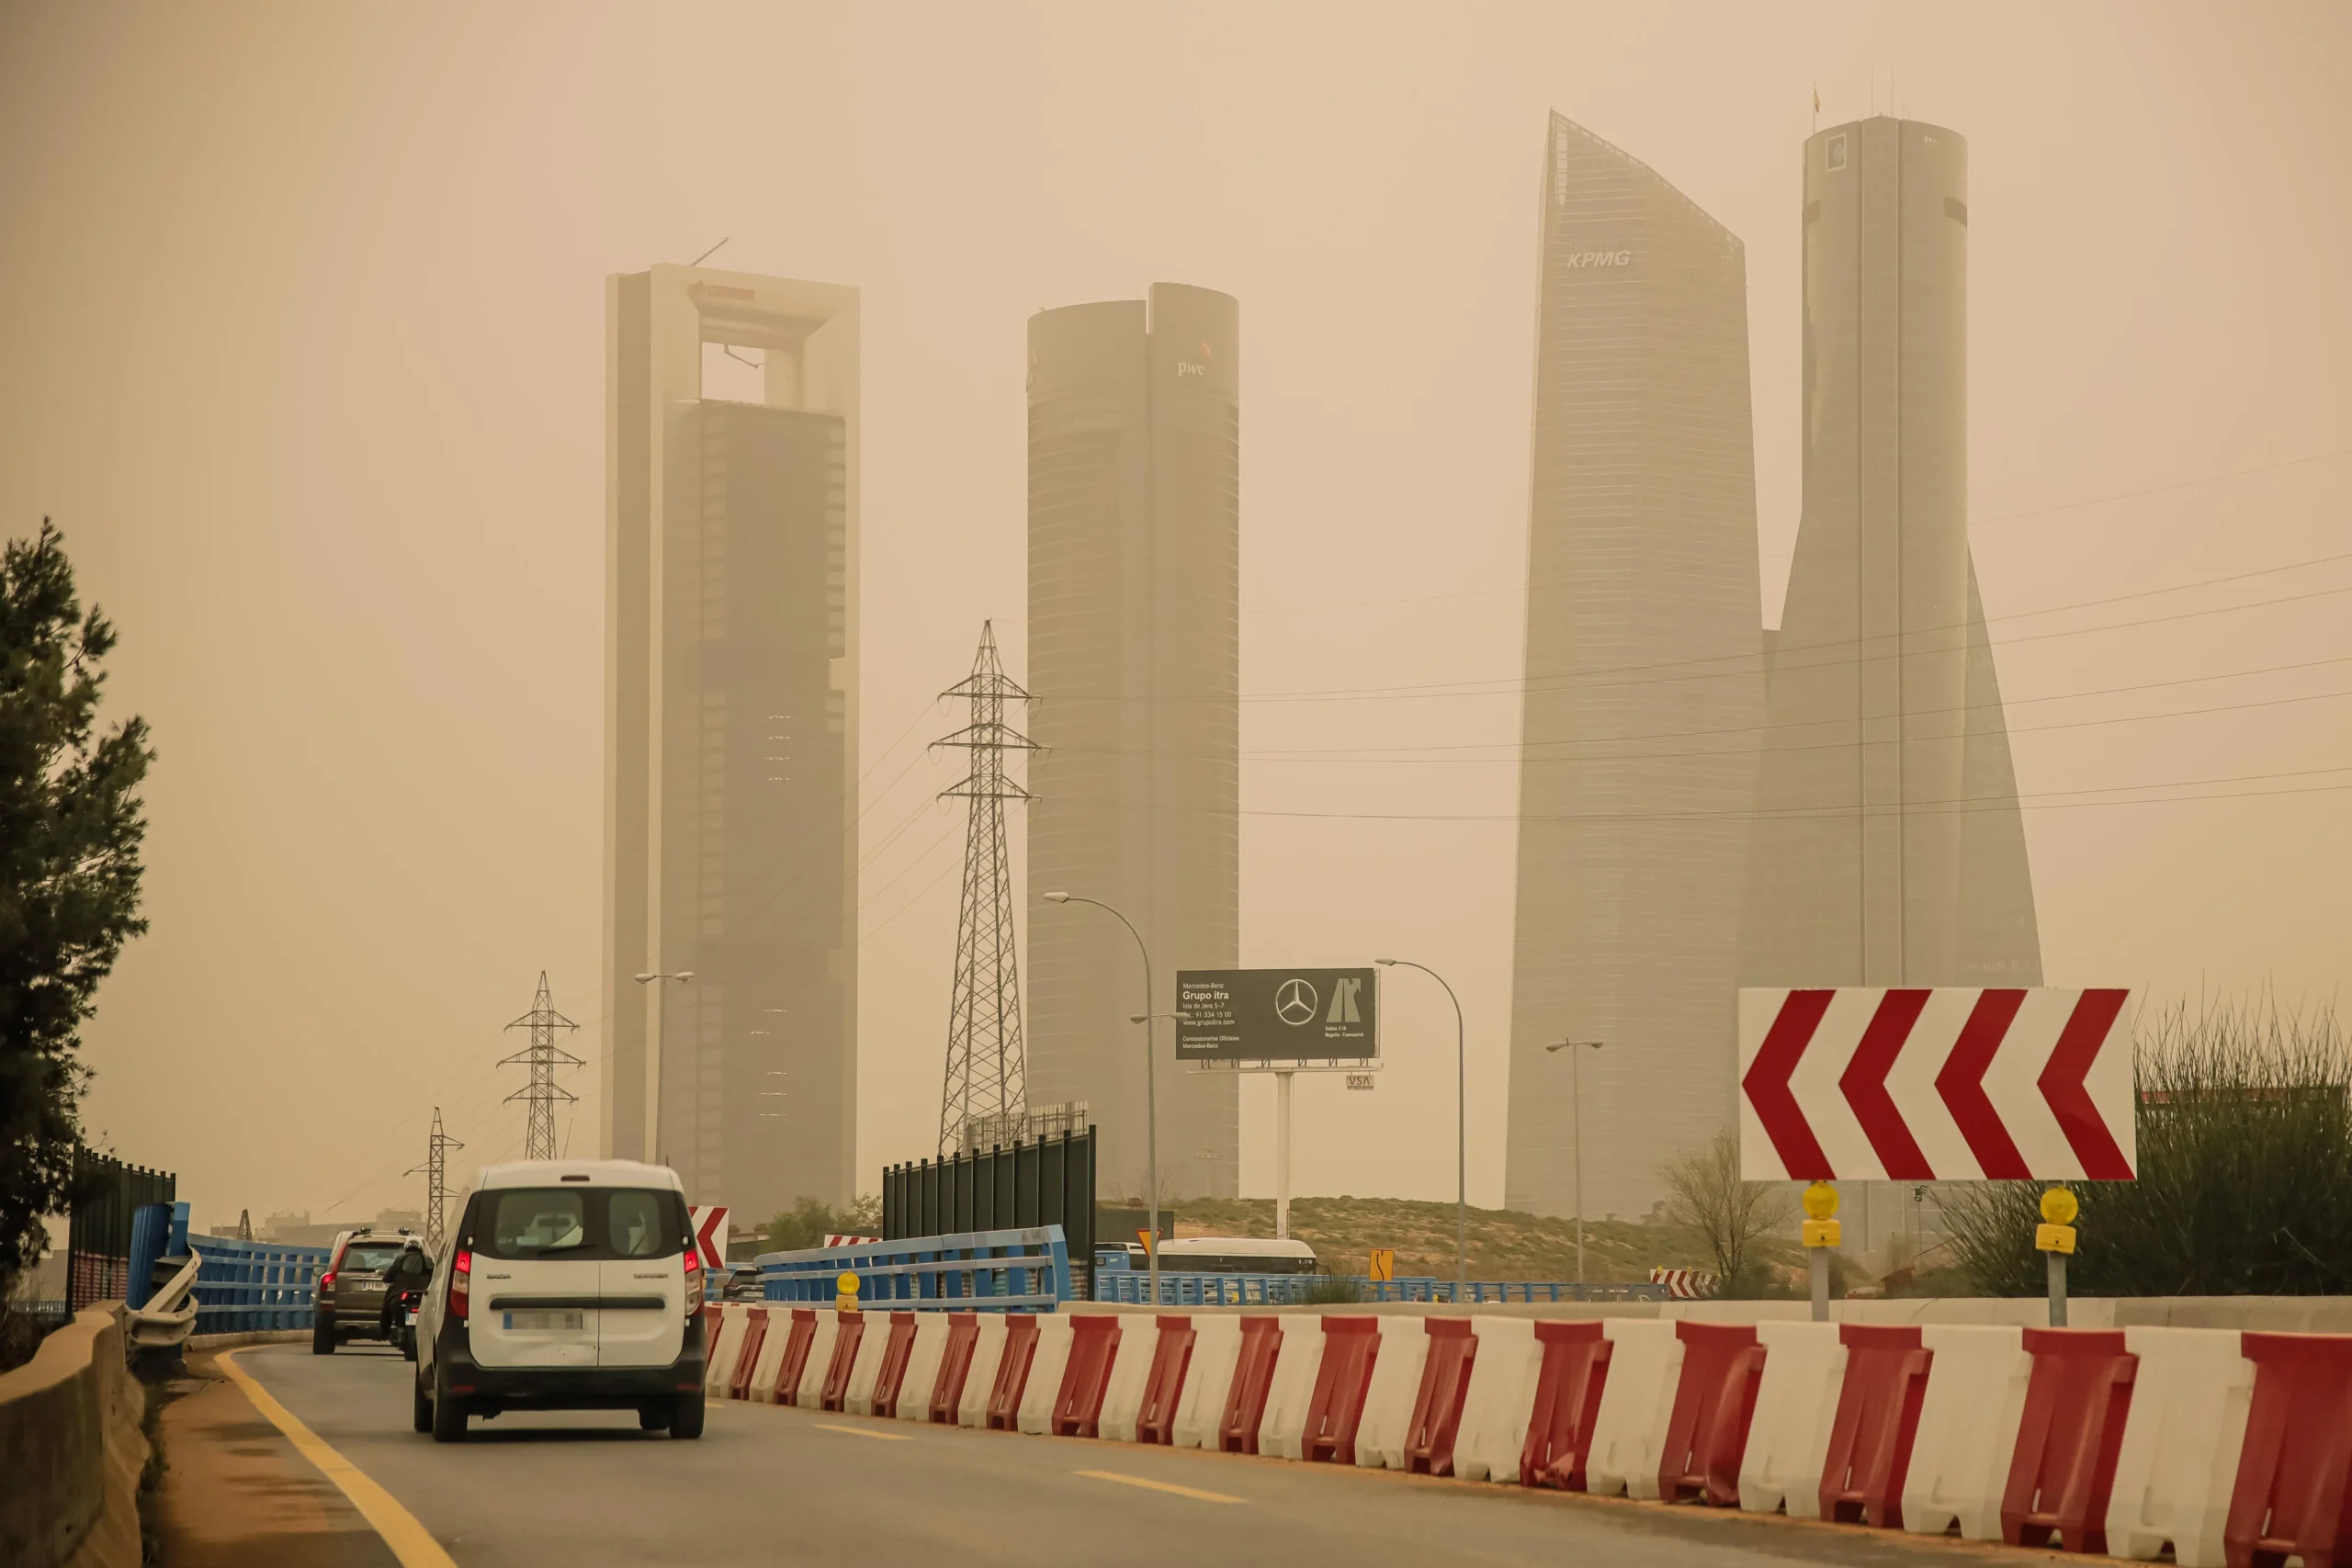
[1274,1069,1295,1240]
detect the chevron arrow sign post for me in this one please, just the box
[1737,987,2137,1182]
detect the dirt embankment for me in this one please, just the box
[1131,1195,1714,1281]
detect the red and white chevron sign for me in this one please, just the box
[690,1205,729,1270]
[1738,987,2136,1182]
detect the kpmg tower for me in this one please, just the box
[1504,116,1766,1222]
[1739,117,2041,995]
[1027,284,1240,1201]
[603,265,859,1215]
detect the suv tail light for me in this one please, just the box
[449,1248,471,1321]
[684,1247,703,1314]
[319,1270,336,1297]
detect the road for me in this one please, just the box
[234,1342,2037,1567]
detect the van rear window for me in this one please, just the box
[470,1188,685,1261]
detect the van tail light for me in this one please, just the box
[684,1248,703,1314]
[449,1248,471,1322]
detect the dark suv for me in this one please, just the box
[312,1229,422,1353]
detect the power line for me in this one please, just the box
[1236,569,2352,706]
[1230,761,2352,826]
[1245,444,2352,616]
[501,971,582,1163]
[1054,651,2352,768]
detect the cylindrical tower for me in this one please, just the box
[1026,284,1240,1201]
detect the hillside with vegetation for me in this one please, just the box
[1135,1195,1717,1284]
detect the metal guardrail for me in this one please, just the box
[188,1235,332,1334]
[758,1224,1072,1310]
[1091,1272,1672,1305]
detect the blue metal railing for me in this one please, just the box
[758,1225,1071,1310]
[1091,1272,1670,1305]
[188,1235,332,1334]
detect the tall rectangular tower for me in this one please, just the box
[1738,118,2041,995]
[1026,284,1239,1201]
[604,265,859,1216]
[1504,115,1765,1223]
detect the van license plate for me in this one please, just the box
[503,1311,585,1332]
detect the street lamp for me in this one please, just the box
[1545,1038,1604,1287]
[632,970,695,1168]
[1374,959,1468,1293]
[1042,891,1160,1308]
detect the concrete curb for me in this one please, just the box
[185,1329,310,1352]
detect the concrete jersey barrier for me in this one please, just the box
[0,1303,146,1568]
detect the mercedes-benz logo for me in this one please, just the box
[1275,978,1318,1027]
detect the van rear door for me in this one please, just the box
[466,1188,600,1370]
[595,1188,689,1370]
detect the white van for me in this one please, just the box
[412,1160,707,1442]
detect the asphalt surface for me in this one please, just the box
[237,1341,2060,1567]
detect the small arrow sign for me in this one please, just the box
[690,1204,729,1271]
[1738,987,2136,1181]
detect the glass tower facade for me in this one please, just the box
[1504,116,1766,1223]
[1026,283,1240,1201]
[604,266,859,1217]
[1738,117,2042,996]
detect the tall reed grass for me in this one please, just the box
[1943,999,2352,1296]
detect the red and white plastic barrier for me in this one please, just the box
[1737,1321,1847,1517]
[1902,1325,2034,1540]
[712,1303,2352,1567]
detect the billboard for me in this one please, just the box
[1175,968,1379,1064]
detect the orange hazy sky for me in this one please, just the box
[2,1,2346,1231]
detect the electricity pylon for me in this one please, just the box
[406,1109,464,1251]
[501,971,582,1161]
[934,623,1036,1155]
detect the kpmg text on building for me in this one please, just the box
[1175,968,1379,1065]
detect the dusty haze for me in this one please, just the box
[1,1,2346,1231]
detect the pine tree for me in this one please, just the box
[0,521,153,1303]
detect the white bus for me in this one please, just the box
[1148,1236,1320,1275]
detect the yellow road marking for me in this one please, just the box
[218,1348,458,1568]
[1075,1470,1246,1504]
[815,1421,913,1440]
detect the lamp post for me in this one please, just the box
[1374,959,1467,1293]
[632,970,695,1168]
[1042,892,1159,1308]
[1544,1038,1605,1288]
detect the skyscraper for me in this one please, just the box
[1026,284,1239,1201]
[1738,117,2042,996]
[1504,115,1766,1223]
[603,265,859,1216]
